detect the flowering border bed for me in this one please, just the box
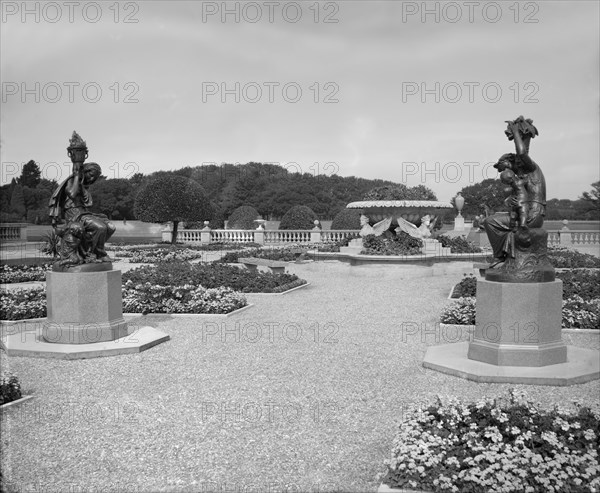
[0,284,248,320]
[381,389,600,492]
[440,296,600,330]
[0,373,22,406]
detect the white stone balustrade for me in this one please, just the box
[0,223,28,242]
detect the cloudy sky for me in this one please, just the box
[1,1,598,202]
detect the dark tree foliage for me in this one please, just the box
[362,184,438,201]
[579,182,600,219]
[134,175,212,244]
[330,208,361,230]
[227,205,260,229]
[9,184,26,218]
[18,160,41,188]
[90,178,136,219]
[279,205,319,230]
[455,178,510,218]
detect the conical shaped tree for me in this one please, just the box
[134,174,211,244]
[19,160,41,188]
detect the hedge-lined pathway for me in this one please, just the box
[1,260,599,492]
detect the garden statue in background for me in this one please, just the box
[396,214,437,239]
[359,214,391,237]
[48,132,115,270]
[483,116,554,282]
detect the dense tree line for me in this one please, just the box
[454,179,599,221]
[1,161,597,224]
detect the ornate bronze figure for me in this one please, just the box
[483,116,554,282]
[48,132,115,271]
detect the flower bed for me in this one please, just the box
[0,373,22,406]
[440,297,476,325]
[436,235,482,254]
[557,269,600,300]
[441,295,599,330]
[0,287,47,320]
[219,246,307,263]
[381,389,600,492]
[128,248,206,263]
[548,247,600,269]
[449,274,477,298]
[122,282,246,314]
[0,264,51,284]
[361,233,423,256]
[123,261,307,293]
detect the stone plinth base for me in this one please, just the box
[468,279,566,366]
[339,238,363,255]
[421,239,451,256]
[423,342,599,386]
[454,216,465,231]
[44,270,128,344]
[1,323,170,359]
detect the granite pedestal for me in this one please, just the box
[423,278,599,385]
[43,269,129,344]
[468,279,567,366]
[3,268,172,359]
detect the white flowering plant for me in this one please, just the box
[122,281,247,314]
[0,372,22,405]
[440,297,476,325]
[381,389,600,492]
[0,286,47,320]
[0,264,50,284]
[129,248,206,263]
[441,296,599,330]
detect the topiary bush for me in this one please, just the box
[227,206,260,229]
[330,208,361,230]
[279,205,318,230]
[134,174,212,244]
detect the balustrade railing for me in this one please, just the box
[166,228,360,245]
[165,225,599,250]
[0,223,28,242]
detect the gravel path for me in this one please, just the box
[1,260,599,493]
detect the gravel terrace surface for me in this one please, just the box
[1,260,599,493]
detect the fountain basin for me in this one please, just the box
[346,200,453,226]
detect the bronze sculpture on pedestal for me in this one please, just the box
[483,116,554,282]
[48,132,115,271]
